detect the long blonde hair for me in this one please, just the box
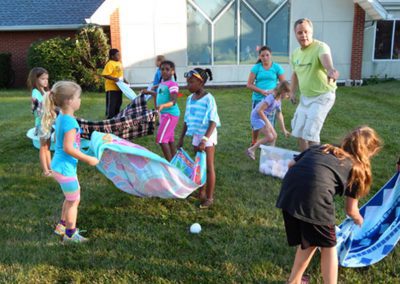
[41,81,81,134]
[322,126,382,198]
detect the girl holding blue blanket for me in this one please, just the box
[276,126,381,284]
[42,81,99,243]
[178,68,220,209]
[246,81,291,160]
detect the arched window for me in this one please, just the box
[187,0,290,65]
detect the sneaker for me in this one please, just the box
[54,223,66,236]
[63,231,88,243]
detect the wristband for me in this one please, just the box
[201,136,209,142]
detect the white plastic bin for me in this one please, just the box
[259,145,299,179]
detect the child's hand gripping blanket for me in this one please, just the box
[336,172,400,267]
[90,131,206,198]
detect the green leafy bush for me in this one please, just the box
[74,24,109,91]
[27,37,77,84]
[27,25,110,91]
[0,53,14,88]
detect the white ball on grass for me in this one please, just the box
[190,223,202,234]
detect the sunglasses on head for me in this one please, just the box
[184,70,203,81]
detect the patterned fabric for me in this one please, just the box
[336,172,400,267]
[90,132,206,198]
[184,93,221,136]
[77,95,157,140]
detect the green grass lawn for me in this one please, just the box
[0,81,399,283]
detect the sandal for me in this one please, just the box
[246,148,256,160]
[42,171,53,177]
[199,198,214,209]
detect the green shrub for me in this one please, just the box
[27,37,77,84]
[74,24,109,91]
[27,25,110,91]
[0,53,14,88]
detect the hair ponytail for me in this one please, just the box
[193,68,213,83]
[41,91,57,135]
[322,126,382,198]
[41,81,82,135]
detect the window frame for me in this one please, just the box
[187,0,290,66]
[373,19,400,62]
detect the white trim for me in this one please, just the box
[237,1,241,65]
[242,0,264,22]
[354,0,392,20]
[390,19,396,59]
[213,0,235,23]
[264,1,288,23]
[188,0,212,23]
[158,116,171,143]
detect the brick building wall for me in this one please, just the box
[110,9,121,56]
[350,3,366,80]
[0,30,76,87]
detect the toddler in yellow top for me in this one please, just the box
[101,49,128,118]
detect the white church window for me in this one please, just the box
[187,0,290,65]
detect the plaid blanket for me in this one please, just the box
[77,95,157,140]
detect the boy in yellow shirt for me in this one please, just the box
[101,49,128,118]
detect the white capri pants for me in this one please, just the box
[291,91,335,143]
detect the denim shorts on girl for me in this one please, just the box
[156,113,179,144]
[52,171,81,201]
[192,130,218,147]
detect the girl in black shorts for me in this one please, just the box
[276,126,382,283]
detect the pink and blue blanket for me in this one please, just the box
[90,131,206,198]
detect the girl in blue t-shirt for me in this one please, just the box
[142,60,180,161]
[27,67,52,176]
[246,81,291,160]
[246,46,286,146]
[42,81,99,243]
[178,68,221,209]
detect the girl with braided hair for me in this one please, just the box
[178,68,220,209]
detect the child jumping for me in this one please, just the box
[101,48,128,119]
[246,80,291,160]
[27,67,52,176]
[42,81,99,243]
[178,68,221,209]
[276,126,381,283]
[142,60,180,161]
